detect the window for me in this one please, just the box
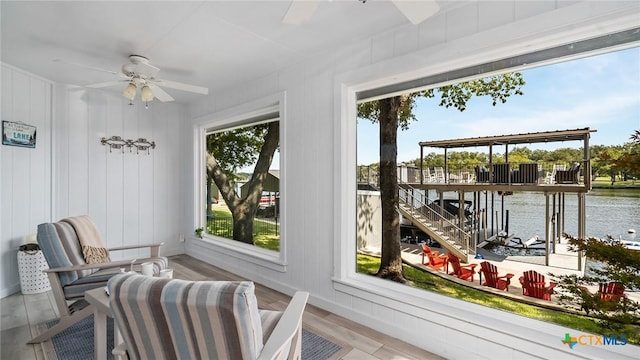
[196,95,284,266]
[334,27,639,339]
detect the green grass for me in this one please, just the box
[357,254,640,344]
[592,176,640,188]
[207,208,280,251]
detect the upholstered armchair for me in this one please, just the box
[28,216,168,344]
[108,273,309,360]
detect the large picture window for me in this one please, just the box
[202,110,280,252]
[354,43,639,341]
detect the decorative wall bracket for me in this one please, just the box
[101,136,156,154]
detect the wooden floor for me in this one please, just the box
[1,254,444,360]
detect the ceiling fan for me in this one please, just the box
[282,0,440,25]
[79,55,208,104]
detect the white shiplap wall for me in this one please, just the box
[0,72,188,296]
[53,85,187,260]
[0,65,52,297]
[185,1,640,359]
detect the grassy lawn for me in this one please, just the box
[207,208,280,251]
[357,254,640,344]
[592,176,640,188]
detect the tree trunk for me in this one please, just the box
[210,121,280,245]
[232,202,256,244]
[376,97,406,282]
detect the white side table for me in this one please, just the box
[85,287,121,360]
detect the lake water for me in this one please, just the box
[427,188,640,241]
[501,188,639,241]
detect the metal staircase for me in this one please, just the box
[398,186,473,262]
[358,165,474,262]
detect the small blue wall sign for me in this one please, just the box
[2,121,36,148]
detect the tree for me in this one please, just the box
[207,121,279,244]
[598,146,624,184]
[357,73,525,282]
[553,234,639,327]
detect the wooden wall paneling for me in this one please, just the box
[152,104,170,251]
[104,97,125,257]
[0,67,17,294]
[0,66,53,297]
[164,104,184,251]
[137,104,155,257]
[10,72,31,243]
[417,11,446,50]
[393,26,420,58]
[478,1,515,32]
[446,2,479,42]
[27,77,50,231]
[370,32,396,65]
[278,66,305,284]
[53,84,70,219]
[66,89,89,217]
[305,64,335,296]
[515,1,557,20]
[87,91,108,244]
[121,103,140,259]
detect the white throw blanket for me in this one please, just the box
[62,216,110,264]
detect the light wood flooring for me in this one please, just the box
[1,254,444,360]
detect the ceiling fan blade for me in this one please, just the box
[147,84,175,102]
[392,0,440,25]
[153,79,209,95]
[282,0,320,25]
[135,61,160,79]
[86,80,128,88]
[53,59,124,77]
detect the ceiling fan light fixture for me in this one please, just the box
[141,85,154,102]
[123,82,137,101]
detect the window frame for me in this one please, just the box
[194,92,287,272]
[332,25,639,315]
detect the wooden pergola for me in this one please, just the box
[417,128,596,270]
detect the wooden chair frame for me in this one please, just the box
[477,261,514,291]
[421,244,448,271]
[447,253,476,281]
[28,242,163,344]
[518,270,557,301]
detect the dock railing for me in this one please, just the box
[410,160,589,186]
[398,184,473,260]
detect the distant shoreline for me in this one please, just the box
[591,184,640,189]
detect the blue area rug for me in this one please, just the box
[47,316,341,359]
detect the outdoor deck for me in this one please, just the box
[393,242,640,307]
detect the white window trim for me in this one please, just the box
[332,13,639,355]
[193,92,287,272]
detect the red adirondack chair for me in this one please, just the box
[421,244,448,271]
[578,281,628,313]
[599,281,627,302]
[519,270,557,300]
[447,253,476,281]
[477,261,514,291]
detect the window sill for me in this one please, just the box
[331,272,608,358]
[187,235,286,273]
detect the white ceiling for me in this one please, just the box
[1,1,459,104]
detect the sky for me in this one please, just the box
[357,46,640,165]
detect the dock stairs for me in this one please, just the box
[359,167,473,262]
[398,185,473,262]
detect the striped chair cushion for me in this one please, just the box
[38,220,169,300]
[108,274,264,360]
[37,222,96,286]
